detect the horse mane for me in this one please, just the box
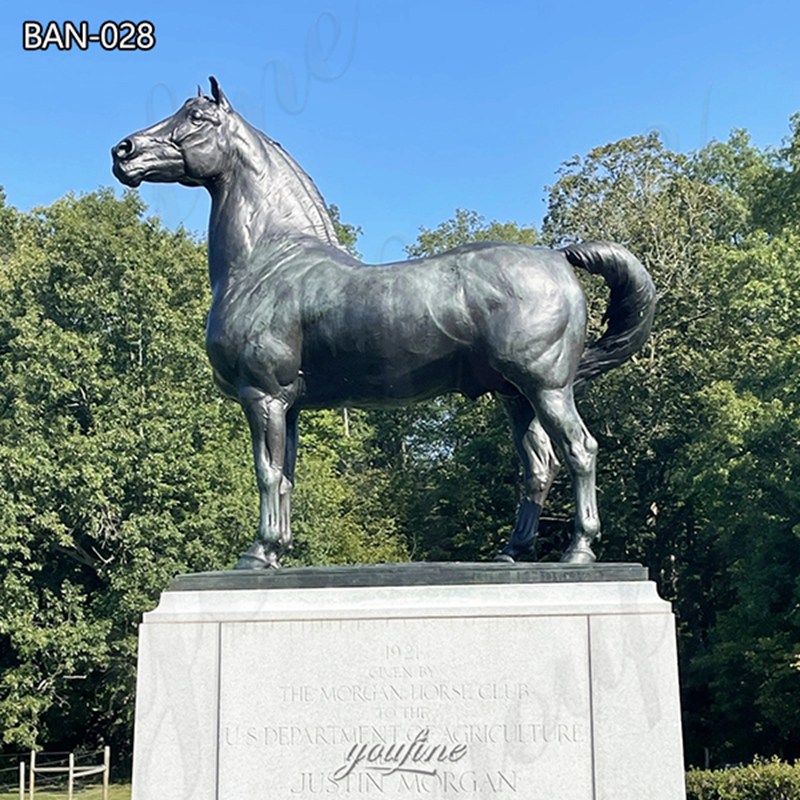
[233,113,342,249]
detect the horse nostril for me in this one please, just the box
[114,138,135,160]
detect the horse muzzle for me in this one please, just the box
[112,138,136,160]
[111,137,144,186]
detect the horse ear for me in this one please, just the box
[209,76,232,111]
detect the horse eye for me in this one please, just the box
[190,110,204,123]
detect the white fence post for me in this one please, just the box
[28,751,35,800]
[18,760,25,800]
[102,746,110,800]
[67,752,74,800]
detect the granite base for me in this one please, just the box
[131,563,685,799]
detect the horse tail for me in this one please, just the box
[561,240,656,386]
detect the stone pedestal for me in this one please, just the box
[131,563,685,799]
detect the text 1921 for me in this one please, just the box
[23,21,156,51]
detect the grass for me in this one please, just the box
[0,786,130,800]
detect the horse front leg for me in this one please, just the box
[234,389,289,569]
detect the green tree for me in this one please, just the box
[541,131,746,563]
[0,189,252,753]
[670,232,800,760]
[749,113,800,235]
[0,189,403,760]
[288,409,406,566]
[406,208,537,258]
[329,203,362,257]
[542,125,800,764]
[5,113,800,771]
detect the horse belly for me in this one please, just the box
[298,346,504,408]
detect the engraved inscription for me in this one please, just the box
[218,616,593,797]
[224,722,586,748]
[289,768,520,794]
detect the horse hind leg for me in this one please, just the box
[495,394,560,562]
[525,385,600,564]
[280,408,299,553]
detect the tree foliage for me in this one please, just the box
[3,111,800,770]
[0,190,403,757]
[541,126,800,764]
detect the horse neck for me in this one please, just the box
[207,120,339,286]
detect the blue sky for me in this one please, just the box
[1,1,799,262]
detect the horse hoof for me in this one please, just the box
[493,552,515,564]
[233,544,280,570]
[560,545,596,565]
[233,552,270,570]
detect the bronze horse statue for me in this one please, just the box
[112,77,655,569]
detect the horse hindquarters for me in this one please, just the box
[486,253,599,562]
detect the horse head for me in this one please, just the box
[112,77,235,189]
